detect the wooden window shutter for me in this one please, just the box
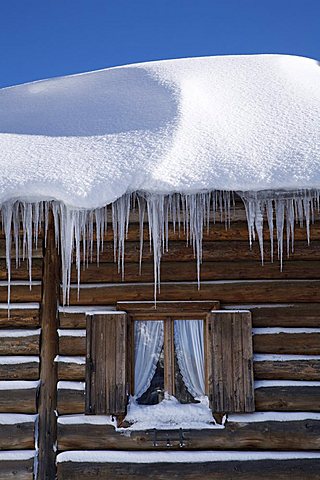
[206,310,254,413]
[85,312,128,415]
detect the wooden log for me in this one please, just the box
[0,240,43,259]
[57,383,320,415]
[57,457,320,480]
[0,283,41,303]
[57,416,320,451]
[76,240,320,263]
[255,386,320,411]
[59,311,90,329]
[57,360,85,381]
[56,357,320,382]
[57,387,85,414]
[0,308,40,328]
[66,280,320,305]
[80,221,320,242]
[0,259,43,280]
[71,259,320,283]
[0,456,34,480]
[37,211,60,480]
[0,422,35,449]
[254,359,320,380]
[254,332,320,355]
[223,304,320,328]
[0,332,40,355]
[59,335,86,356]
[0,358,39,380]
[0,385,38,413]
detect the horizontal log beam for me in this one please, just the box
[0,259,43,281]
[57,358,320,382]
[70,260,320,283]
[0,308,40,328]
[75,240,320,263]
[0,457,34,480]
[254,360,320,380]
[223,304,320,328]
[0,334,40,355]
[0,284,41,303]
[0,360,39,380]
[66,280,320,305]
[255,386,320,411]
[57,385,320,415]
[254,333,320,355]
[0,387,38,413]
[57,458,320,480]
[57,418,320,451]
[0,422,35,449]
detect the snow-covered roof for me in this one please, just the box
[1,54,319,208]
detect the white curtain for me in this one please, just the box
[174,319,205,399]
[134,320,164,399]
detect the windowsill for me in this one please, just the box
[121,394,225,431]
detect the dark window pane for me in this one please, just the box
[137,346,164,405]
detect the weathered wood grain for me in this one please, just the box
[0,422,35,449]
[66,280,320,305]
[255,386,320,411]
[254,333,320,355]
[0,457,34,480]
[0,259,42,280]
[0,308,40,328]
[0,334,39,355]
[0,387,38,413]
[0,360,39,380]
[71,260,320,283]
[0,284,41,303]
[37,211,60,480]
[254,360,320,380]
[57,418,320,451]
[59,335,85,356]
[57,361,85,381]
[57,385,320,414]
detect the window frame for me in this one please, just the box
[116,301,220,399]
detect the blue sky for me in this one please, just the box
[0,0,319,88]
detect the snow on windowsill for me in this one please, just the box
[122,395,224,431]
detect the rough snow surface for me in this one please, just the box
[0,450,35,460]
[228,412,320,423]
[254,354,320,362]
[58,415,116,426]
[57,450,320,463]
[0,380,40,390]
[255,380,320,388]
[1,54,320,207]
[124,396,221,430]
[0,414,37,424]
[57,381,85,391]
[0,356,39,364]
[54,355,85,365]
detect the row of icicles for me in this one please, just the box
[1,189,319,306]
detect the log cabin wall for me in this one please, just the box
[1,196,320,479]
[0,235,42,479]
[56,197,320,479]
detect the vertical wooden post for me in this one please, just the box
[164,318,175,396]
[38,211,60,479]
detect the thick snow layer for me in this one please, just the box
[255,380,320,388]
[1,54,320,207]
[58,415,116,426]
[0,380,40,390]
[124,396,221,430]
[0,356,39,364]
[54,355,85,365]
[57,381,85,391]
[0,450,35,461]
[0,414,37,424]
[254,354,320,362]
[56,450,320,463]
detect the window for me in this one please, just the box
[134,319,205,405]
[85,302,255,418]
